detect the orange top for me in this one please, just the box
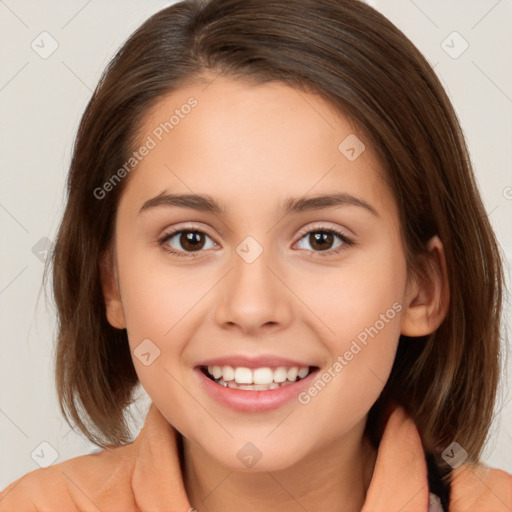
[1,403,511,511]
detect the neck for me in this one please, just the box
[182,417,377,512]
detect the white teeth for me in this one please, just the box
[273,367,288,383]
[226,381,280,391]
[287,367,298,381]
[211,365,222,379]
[253,367,274,385]
[234,367,253,384]
[221,365,235,381]
[205,364,311,386]
[298,367,309,379]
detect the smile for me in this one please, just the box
[201,364,314,390]
[196,363,321,412]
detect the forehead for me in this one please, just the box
[120,76,396,221]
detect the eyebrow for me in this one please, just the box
[139,192,379,217]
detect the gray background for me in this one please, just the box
[1,0,511,489]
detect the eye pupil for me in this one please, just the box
[181,231,205,251]
[310,232,333,251]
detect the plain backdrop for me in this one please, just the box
[1,0,511,490]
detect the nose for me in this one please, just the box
[213,245,294,336]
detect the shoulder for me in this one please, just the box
[450,462,512,512]
[0,442,138,512]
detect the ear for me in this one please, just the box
[99,248,126,329]
[401,236,450,337]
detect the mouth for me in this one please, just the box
[199,364,319,391]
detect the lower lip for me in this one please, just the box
[195,367,319,413]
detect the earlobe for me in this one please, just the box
[99,249,126,330]
[401,236,450,337]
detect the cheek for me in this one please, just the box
[296,239,407,343]
[115,243,208,342]
[120,273,172,342]
[295,240,406,405]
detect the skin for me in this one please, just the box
[100,75,449,512]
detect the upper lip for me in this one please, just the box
[196,355,317,369]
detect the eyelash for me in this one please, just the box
[158,225,354,259]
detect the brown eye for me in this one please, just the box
[178,231,206,251]
[307,232,335,251]
[296,228,351,254]
[160,229,217,257]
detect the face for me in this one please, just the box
[103,75,416,471]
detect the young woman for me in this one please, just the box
[1,0,510,510]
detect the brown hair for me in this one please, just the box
[45,0,505,478]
